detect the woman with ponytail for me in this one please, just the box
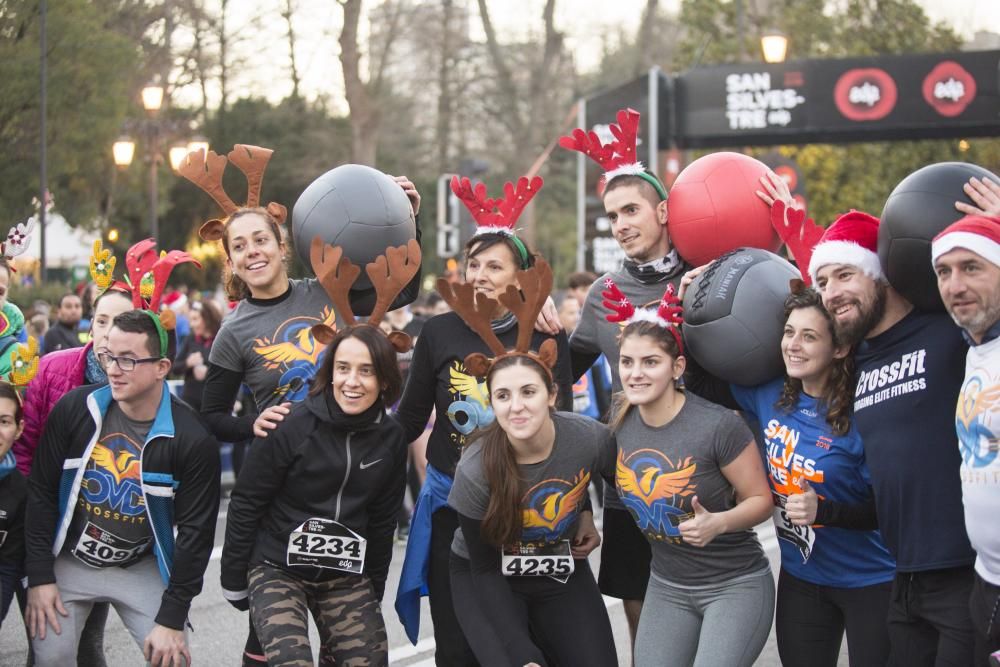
[181,145,420,666]
[448,355,616,667]
[604,282,774,667]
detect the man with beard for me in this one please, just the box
[810,211,975,666]
[932,215,1000,666]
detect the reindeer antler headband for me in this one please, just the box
[309,236,421,353]
[559,108,668,201]
[602,279,684,354]
[450,175,542,268]
[436,258,558,381]
[178,144,288,242]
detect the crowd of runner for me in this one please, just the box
[0,116,997,667]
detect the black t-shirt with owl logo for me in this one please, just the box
[396,311,574,478]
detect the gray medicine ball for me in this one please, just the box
[879,161,999,312]
[682,247,799,386]
[292,164,415,289]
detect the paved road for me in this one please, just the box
[1,498,847,666]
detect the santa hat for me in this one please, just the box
[163,291,188,311]
[808,210,884,284]
[931,215,1000,269]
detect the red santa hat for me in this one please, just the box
[931,215,1000,269]
[808,210,884,284]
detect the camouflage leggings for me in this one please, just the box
[248,565,389,666]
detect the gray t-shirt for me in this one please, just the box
[66,403,155,568]
[210,279,334,408]
[570,268,683,509]
[610,392,768,585]
[449,412,612,559]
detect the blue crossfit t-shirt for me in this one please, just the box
[853,309,974,572]
[733,379,895,588]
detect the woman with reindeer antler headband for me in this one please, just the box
[600,281,775,667]
[394,175,575,663]
[181,145,417,666]
[440,258,618,666]
[177,145,421,449]
[221,237,420,667]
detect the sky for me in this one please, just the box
[172,0,1000,110]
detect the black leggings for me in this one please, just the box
[429,507,479,666]
[450,553,617,667]
[776,567,892,667]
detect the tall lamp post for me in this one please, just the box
[112,83,208,241]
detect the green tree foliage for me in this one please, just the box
[0,0,138,225]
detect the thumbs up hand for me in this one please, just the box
[678,496,725,547]
[785,479,819,526]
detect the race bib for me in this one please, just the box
[772,494,815,564]
[286,518,366,574]
[72,522,152,568]
[501,540,575,583]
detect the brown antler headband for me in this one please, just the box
[437,259,558,378]
[309,236,421,353]
[179,144,289,241]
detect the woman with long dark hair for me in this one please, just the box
[729,285,894,666]
[448,353,616,666]
[394,176,575,665]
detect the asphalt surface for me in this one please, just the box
[1,495,848,666]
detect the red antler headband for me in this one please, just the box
[559,108,668,201]
[450,175,541,267]
[602,279,684,354]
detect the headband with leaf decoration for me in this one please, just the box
[178,144,288,242]
[559,108,668,201]
[309,236,422,353]
[436,258,558,382]
[450,175,541,268]
[8,336,39,392]
[602,279,684,354]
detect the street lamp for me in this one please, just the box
[761,31,789,64]
[112,83,203,242]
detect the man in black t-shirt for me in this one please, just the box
[810,211,975,666]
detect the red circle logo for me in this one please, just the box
[922,61,977,118]
[834,68,898,121]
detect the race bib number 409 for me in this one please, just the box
[501,540,574,583]
[72,522,151,568]
[287,518,366,574]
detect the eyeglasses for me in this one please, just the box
[97,352,163,372]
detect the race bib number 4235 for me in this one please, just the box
[501,540,574,583]
[287,518,366,574]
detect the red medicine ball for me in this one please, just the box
[667,152,780,266]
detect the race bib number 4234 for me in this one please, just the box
[501,540,574,583]
[287,518,366,574]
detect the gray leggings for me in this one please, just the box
[635,568,775,667]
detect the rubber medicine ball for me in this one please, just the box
[879,161,998,312]
[292,164,415,289]
[667,152,781,266]
[682,247,799,387]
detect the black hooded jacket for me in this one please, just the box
[221,391,407,601]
